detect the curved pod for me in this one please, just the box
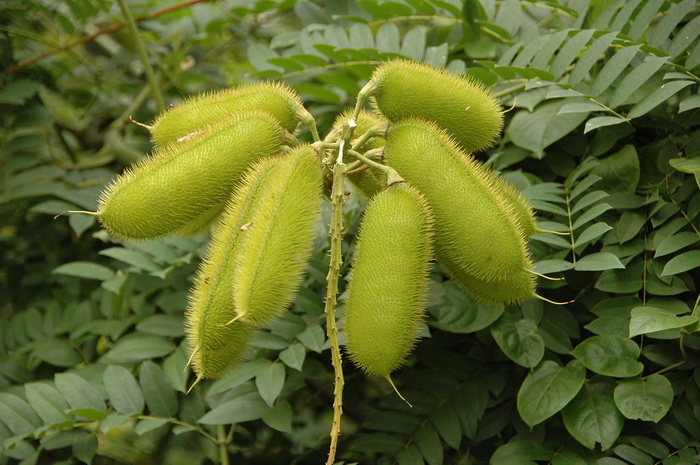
[231,145,324,326]
[185,160,278,379]
[98,111,285,240]
[371,59,503,153]
[150,82,302,147]
[344,184,434,378]
[384,119,530,281]
[439,254,536,306]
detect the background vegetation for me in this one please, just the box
[1,0,699,464]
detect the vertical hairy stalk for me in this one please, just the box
[117,0,165,112]
[324,121,357,465]
[325,162,346,465]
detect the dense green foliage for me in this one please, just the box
[1,0,700,464]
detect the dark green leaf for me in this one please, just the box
[614,375,673,422]
[198,397,270,425]
[660,250,700,276]
[279,342,306,371]
[654,231,699,257]
[571,335,643,377]
[207,359,270,397]
[414,423,443,465]
[397,445,425,465]
[256,363,285,407]
[400,26,426,61]
[562,380,624,450]
[0,393,42,435]
[52,262,115,281]
[24,383,71,426]
[627,80,695,119]
[54,373,105,412]
[517,360,586,427]
[297,325,326,352]
[375,23,400,53]
[72,434,98,465]
[509,101,589,158]
[491,313,544,368]
[430,403,461,449]
[574,252,625,271]
[679,94,700,113]
[135,314,185,337]
[139,361,178,418]
[629,0,665,40]
[591,45,642,97]
[584,116,629,133]
[570,32,618,86]
[629,306,698,337]
[262,400,292,433]
[647,0,695,48]
[575,222,613,248]
[595,270,643,293]
[67,408,106,421]
[429,284,504,333]
[103,365,144,415]
[490,440,554,465]
[551,29,596,80]
[162,348,189,393]
[609,56,667,108]
[590,145,640,194]
[31,337,83,367]
[99,248,160,272]
[103,336,176,363]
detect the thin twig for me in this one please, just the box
[5,0,213,74]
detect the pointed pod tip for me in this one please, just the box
[186,375,204,395]
[385,375,412,408]
[535,294,574,305]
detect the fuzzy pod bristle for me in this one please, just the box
[97,110,285,240]
[231,145,324,326]
[150,82,302,147]
[184,160,278,379]
[370,59,503,153]
[384,118,529,281]
[484,172,538,237]
[343,183,434,378]
[333,109,389,199]
[438,253,536,306]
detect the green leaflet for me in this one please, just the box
[344,183,434,377]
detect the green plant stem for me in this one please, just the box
[324,160,347,465]
[217,425,230,465]
[117,0,165,113]
[137,415,218,443]
[564,192,577,264]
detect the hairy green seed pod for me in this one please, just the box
[370,59,503,152]
[384,119,530,281]
[333,109,389,199]
[439,254,536,305]
[185,160,277,379]
[97,110,286,240]
[483,172,538,237]
[344,184,434,378]
[231,145,324,326]
[150,82,302,147]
